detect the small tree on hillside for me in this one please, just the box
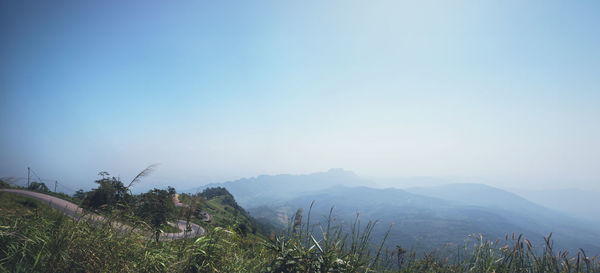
[81,165,158,211]
[74,189,86,200]
[81,174,130,210]
[28,182,49,192]
[136,188,176,241]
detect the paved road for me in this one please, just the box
[0,189,205,240]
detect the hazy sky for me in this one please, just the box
[1,0,599,192]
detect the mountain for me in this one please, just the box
[509,188,600,225]
[189,171,600,255]
[405,183,573,226]
[265,185,600,254]
[190,168,368,207]
[406,183,536,210]
[405,183,600,251]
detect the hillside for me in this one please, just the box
[3,184,600,272]
[254,186,538,252]
[178,187,270,235]
[200,171,600,256]
[406,184,600,251]
[509,188,600,225]
[0,190,271,272]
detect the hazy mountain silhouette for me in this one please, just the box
[191,168,368,207]
[191,170,600,255]
[510,188,600,225]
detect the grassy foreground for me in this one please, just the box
[1,192,599,273]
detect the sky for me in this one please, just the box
[1,0,599,192]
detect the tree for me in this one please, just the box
[74,189,86,200]
[82,176,129,210]
[234,221,249,237]
[98,171,110,179]
[82,165,157,211]
[136,188,176,241]
[199,187,231,200]
[28,182,49,192]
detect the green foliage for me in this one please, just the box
[0,179,10,189]
[0,193,176,272]
[136,188,177,241]
[0,193,269,273]
[190,188,263,236]
[178,227,270,272]
[262,205,389,273]
[199,187,232,200]
[75,172,180,241]
[388,232,600,273]
[27,181,49,192]
[197,187,245,214]
[2,192,600,273]
[0,192,54,215]
[73,189,86,200]
[81,176,131,211]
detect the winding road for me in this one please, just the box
[0,189,205,241]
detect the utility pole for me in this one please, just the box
[27,167,30,188]
[55,181,58,192]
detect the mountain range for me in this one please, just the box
[190,169,600,255]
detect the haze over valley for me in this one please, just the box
[1,0,599,272]
[193,169,600,255]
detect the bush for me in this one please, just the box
[27,182,49,192]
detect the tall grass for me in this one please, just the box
[254,205,600,273]
[1,194,599,272]
[261,204,395,272]
[388,232,600,273]
[0,193,267,273]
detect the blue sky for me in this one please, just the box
[1,0,599,191]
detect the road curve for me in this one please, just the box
[0,189,205,240]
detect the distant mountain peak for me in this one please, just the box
[327,168,352,173]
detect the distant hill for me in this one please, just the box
[405,183,576,228]
[189,171,600,255]
[279,186,537,250]
[178,187,272,236]
[509,188,600,225]
[407,183,536,210]
[267,185,600,254]
[405,183,600,252]
[189,168,368,207]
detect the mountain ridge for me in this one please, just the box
[185,170,600,255]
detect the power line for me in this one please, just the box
[30,169,43,183]
[21,167,79,194]
[56,181,78,193]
